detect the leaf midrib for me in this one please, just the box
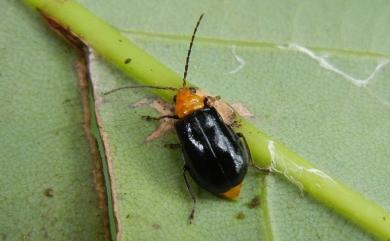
[121,29,390,58]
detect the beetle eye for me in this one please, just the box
[189,87,197,94]
[173,95,177,103]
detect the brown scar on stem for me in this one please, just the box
[39,10,86,52]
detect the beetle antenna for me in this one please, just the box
[182,14,204,87]
[104,85,179,95]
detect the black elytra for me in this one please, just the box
[175,106,249,195]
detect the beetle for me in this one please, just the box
[105,14,251,223]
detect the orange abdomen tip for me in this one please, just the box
[221,183,243,200]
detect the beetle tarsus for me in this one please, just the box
[237,132,268,172]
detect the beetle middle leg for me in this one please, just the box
[236,132,271,173]
[183,165,196,224]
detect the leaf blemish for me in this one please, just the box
[247,196,261,209]
[124,58,131,64]
[44,188,54,197]
[235,211,245,220]
[152,223,161,229]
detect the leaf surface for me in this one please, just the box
[0,1,107,240]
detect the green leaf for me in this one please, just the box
[0,1,106,240]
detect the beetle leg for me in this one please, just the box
[183,165,196,224]
[163,143,181,149]
[236,132,271,173]
[203,96,209,106]
[142,114,178,121]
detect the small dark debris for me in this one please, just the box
[124,58,132,64]
[231,120,242,128]
[235,211,245,220]
[126,214,130,219]
[62,98,71,104]
[383,216,387,221]
[247,196,261,209]
[164,143,181,149]
[118,39,123,42]
[262,168,271,175]
[152,223,161,229]
[44,188,54,197]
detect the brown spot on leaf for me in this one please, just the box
[152,223,161,229]
[247,196,261,209]
[62,98,71,104]
[44,188,54,197]
[235,211,245,220]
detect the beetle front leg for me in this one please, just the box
[183,165,196,224]
[142,114,179,121]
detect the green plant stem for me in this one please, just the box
[24,0,390,240]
